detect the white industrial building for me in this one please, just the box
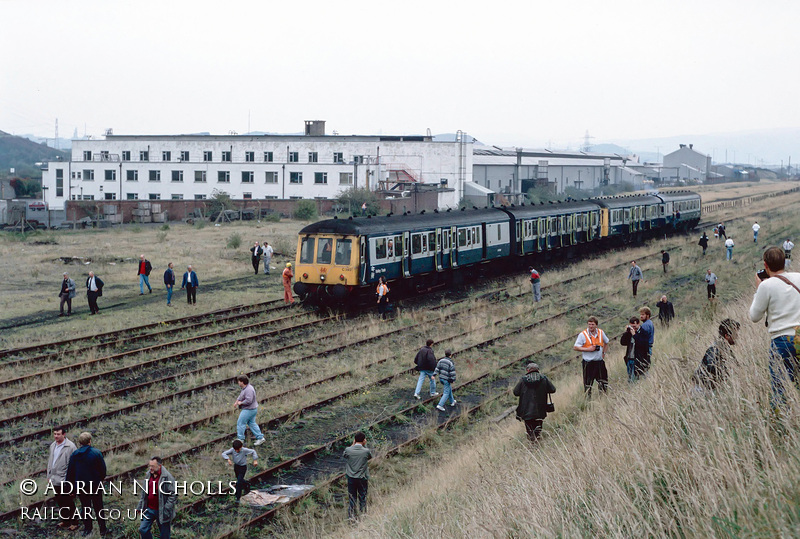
[41,121,472,211]
[662,144,711,182]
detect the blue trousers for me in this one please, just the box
[140,274,152,293]
[770,335,798,405]
[438,381,455,408]
[139,508,170,539]
[237,408,264,441]
[414,371,436,396]
[726,247,733,260]
[165,285,172,305]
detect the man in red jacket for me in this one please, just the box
[138,254,153,295]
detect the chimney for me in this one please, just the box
[689,144,693,149]
[679,144,686,149]
[304,120,326,136]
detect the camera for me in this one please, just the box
[594,345,601,351]
[757,269,768,281]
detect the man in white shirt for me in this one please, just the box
[783,239,794,268]
[573,316,610,397]
[86,271,104,315]
[749,247,800,401]
[725,237,735,261]
[262,242,274,275]
[752,221,761,243]
[47,426,78,530]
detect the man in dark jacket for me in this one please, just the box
[66,432,107,536]
[163,262,175,306]
[138,254,153,295]
[86,271,104,315]
[413,339,438,399]
[656,295,675,327]
[661,250,670,273]
[58,272,76,316]
[694,319,739,391]
[136,456,177,539]
[513,363,556,442]
[181,265,199,305]
[249,242,262,274]
[699,232,709,255]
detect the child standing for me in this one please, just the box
[222,439,259,500]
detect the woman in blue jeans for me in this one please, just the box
[234,375,266,446]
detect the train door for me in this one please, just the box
[450,226,458,268]
[516,220,523,255]
[402,231,410,277]
[435,228,443,271]
[481,223,488,259]
[359,236,367,284]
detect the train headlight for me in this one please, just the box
[339,274,345,281]
[320,274,326,282]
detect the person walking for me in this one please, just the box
[47,426,78,530]
[513,362,556,441]
[529,267,541,302]
[434,349,457,411]
[705,269,718,300]
[86,271,104,315]
[718,223,727,240]
[573,316,609,396]
[699,232,709,255]
[749,246,800,402]
[66,432,107,537]
[655,295,675,327]
[627,261,644,298]
[249,242,262,275]
[620,317,642,382]
[138,254,153,295]
[343,432,372,521]
[222,440,259,501]
[783,238,794,269]
[376,276,390,319]
[58,272,76,317]
[725,237,735,261]
[661,250,670,273]
[262,242,273,275]
[693,319,739,391]
[234,375,266,446]
[163,262,175,306]
[413,339,438,399]
[282,263,294,304]
[181,265,199,305]
[136,456,177,539]
[752,221,760,243]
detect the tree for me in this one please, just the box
[208,189,234,216]
[293,199,318,220]
[337,187,380,216]
[9,177,41,198]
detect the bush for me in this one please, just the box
[160,224,170,231]
[337,187,381,216]
[262,213,281,223]
[156,231,168,243]
[293,200,318,220]
[194,220,206,230]
[130,225,143,234]
[226,232,242,249]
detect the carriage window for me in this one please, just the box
[412,234,422,254]
[458,229,467,247]
[474,227,481,244]
[335,239,352,265]
[375,238,387,259]
[498,225,502,241]
[300,237,315,264]
[421,234,428,252]
[428,232,436,250]
[317,238,333,264]
[386,238,395,258]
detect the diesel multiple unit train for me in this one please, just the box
[293,191,701,306]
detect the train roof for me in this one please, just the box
[501,200,599,218]
[299,207,509,236]
[655,190,701,202]
[591,194,664,209]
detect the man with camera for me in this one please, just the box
[573,316,609,397]
[749,247,800,400]
[513,363,556,442]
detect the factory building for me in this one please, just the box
[662,144,711,182]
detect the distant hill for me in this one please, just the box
[0,130,69,179]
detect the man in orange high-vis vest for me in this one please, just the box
[376,277,390,319]
[573,316,610,397]
[282,263,294,304]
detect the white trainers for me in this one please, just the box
[254,438,266,446]
[431,392,440,397]
[436,405,446,411]
[449,400,457,407]
[413,394,421,400]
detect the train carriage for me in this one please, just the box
[502,201,600,255]
[595,194,664,241]
[656,190,702,231]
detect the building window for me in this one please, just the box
[127,170,138,182]
[194,194,207,200]
[122,151,131,161]
[162,151,171,161]
[245,151,254,162]
[56,169,64,196]
[333,152,343,164]
[218,171,230,183]
[126,193,138,200]
[104,193,117,200]
[149,193,161,200]
[265,195,278,199]
[289,196,302,200]
[265,171,278,183]
[83,151,92,161]
[172,170,184,182]
[264,151,273,162]
[290,172,302,184]
[171,194,184,200]
[289,152,298,163]
[242,171,254,183]
[339,172,353,185]
[140,151,149,161]
[194,170,207,183]
[82,195,95,200]
[222,151,231,162]
[149,170,161,182]
[83,169,95,181]
[180,151,189,161]
[203,151,212,162]
[104,170,116,181]
[308,152,318,163]
[100,151,110,161]
[314,172,328,184]
[243,192,252,199]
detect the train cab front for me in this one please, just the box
[293,234,359,306]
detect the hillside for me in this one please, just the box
[0,130,69,179]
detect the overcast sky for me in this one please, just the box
[2,0,798,152]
